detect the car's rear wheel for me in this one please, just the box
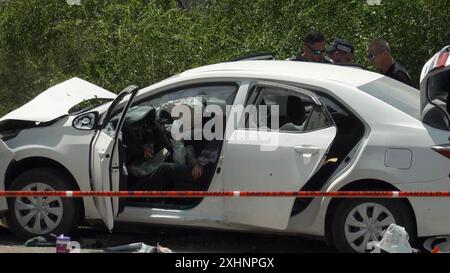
[331,198,416,253]
[6,168,82,240]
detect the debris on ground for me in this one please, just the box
[367,223,418,253]
[106,242,173,253]
[24,234,173,253]
[156,243,173,253]
[24,236,56,247]
[423,236,450,253]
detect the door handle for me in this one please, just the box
[294,146,320,154]
[98,150,110,158]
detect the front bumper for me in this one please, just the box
[0,139,13,214]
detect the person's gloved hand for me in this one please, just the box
[143,145,154,159]
[192,164,203,181]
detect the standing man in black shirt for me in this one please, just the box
[288,30,333,63]
[367,38,412,86]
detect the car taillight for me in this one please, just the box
[436,51,449,69]
[432,145,450,159]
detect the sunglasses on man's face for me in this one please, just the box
[368,50,386,60]
[306,44,325,56]
[367,53,377,60]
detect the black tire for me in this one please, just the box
[331,198,416,253]
[6,168,82,240]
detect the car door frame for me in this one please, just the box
[113,79,252,224]
[89,85,140,229]
[220,80,337,230]
[242,80,334,171]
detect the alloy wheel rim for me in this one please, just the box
[14,183,63,235]
[344,202,395,253]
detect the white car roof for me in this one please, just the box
[180,60,383,87]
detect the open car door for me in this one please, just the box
[221,82,337,230]
[90,85,139,230]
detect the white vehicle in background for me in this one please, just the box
[0,46,449,252]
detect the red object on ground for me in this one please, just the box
[432,246,441,253]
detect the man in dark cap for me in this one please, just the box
[327,38,354,64]
[288,30,333,63]
[367,38,412,86]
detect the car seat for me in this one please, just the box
[279,96,306,130]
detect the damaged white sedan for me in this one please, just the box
[0,46,449,252]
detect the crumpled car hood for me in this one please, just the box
[0,77,116,123]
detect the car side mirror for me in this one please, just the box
[73,112,99,130]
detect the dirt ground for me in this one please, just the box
[0,223,334,253]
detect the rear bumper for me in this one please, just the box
[397,178,450,237]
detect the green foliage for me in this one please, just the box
[0,0,449,116]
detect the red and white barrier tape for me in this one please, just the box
[0,190,450,198]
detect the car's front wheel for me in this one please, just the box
[331,198,416,253]
[6,168,82,240]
